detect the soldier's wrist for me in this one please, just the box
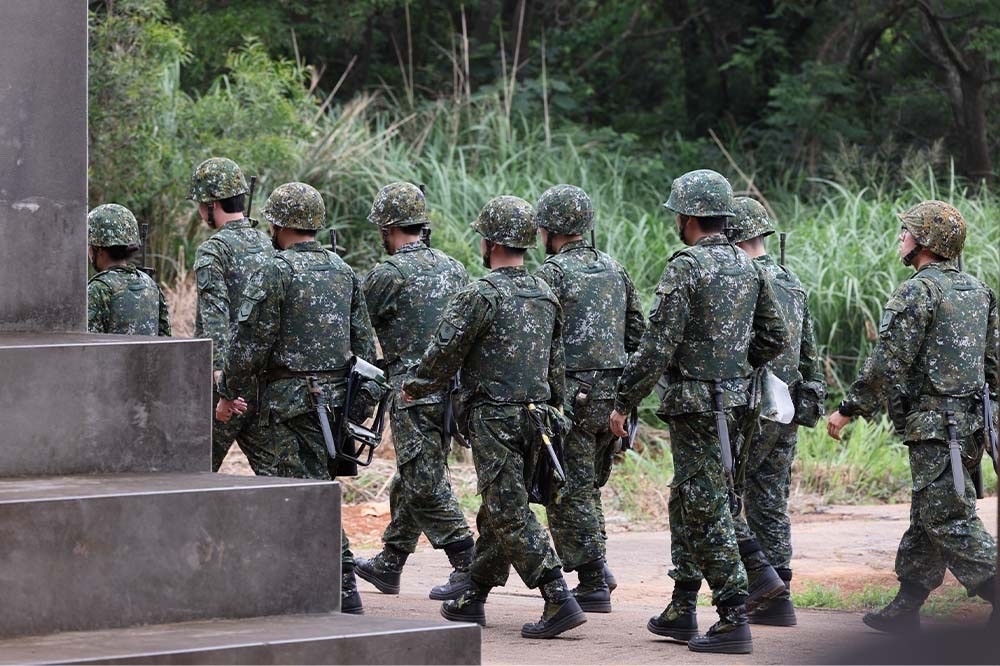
[837,400,858,417]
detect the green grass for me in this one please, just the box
[794,581,992,617]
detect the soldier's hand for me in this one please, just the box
[216,397,247,423]
[826,410,851,440]
[400,390,414,404]
[609,409,628,438]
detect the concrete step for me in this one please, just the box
[0,473,342,639]
[0,612,480,664]
[0,333,211,476]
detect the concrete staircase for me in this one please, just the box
[0,3,478,662]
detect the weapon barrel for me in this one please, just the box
[945,410,964,495]
[308,377,339,458]
[983,385,998,474]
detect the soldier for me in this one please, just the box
[87,203,171,336]
[402,195,587,639]
[533,184,646,613]
[215,182,379,616]
[726,197,827,627]
[828,200,997,633]
[609,169,787,654]
[188,157,273,473]
[354,182,476,601]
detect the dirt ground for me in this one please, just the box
[219,451,998,664]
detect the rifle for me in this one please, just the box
[420,224,432,247]
[441,373,469,450]
[779,232,787,268]
[620,406,640,452]
[245,175,257,226]
[710,380,735,475]
[983,383,998,475]
[139,222,155,278]
[526,403,566,504]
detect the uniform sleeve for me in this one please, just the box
[194,242,231,370]
[548,298,566,408]
[748,264,789,368]
[157,287,172,337]
[841,278,936,417]
[221,265,282,399]
[533,260,564,294]
[87,280,110,334]
[797,298,823,384]
[621,267,647,354]
[362,263,399,334]
[404,287,494,399]
[350,271,378,364]
[614,259,691,413]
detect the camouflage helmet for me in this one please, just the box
[187,157,249,203]
[261,182,326,230]
[88,203,141,247]
[471,196,537,248]
[897,200,966,259]
[727,197,775,244]
[534,184,595,235]
[663,169,736,218]
[367,181,429,228]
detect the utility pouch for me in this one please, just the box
[885,385,910,436]
[792,379,827,428]
[526,403,567,505]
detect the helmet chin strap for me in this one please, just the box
[901,244,921,266]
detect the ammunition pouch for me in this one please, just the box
[791,379,827,428]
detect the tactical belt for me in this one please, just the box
[916,394,978,413]
[265,367,348,383]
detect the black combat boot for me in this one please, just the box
[741,541,786,612]
[572,559,612,613]
[974,577,997,629]
[521,576,588,639]
[688,603,752,654]
[647,581,700,641]
[862,582,928,634]
[604,561,618,592]
[355,545,408,595]
[749,567,797,627]
[441,585,489,626]
[341,567,364,615]
[429,538,475,600]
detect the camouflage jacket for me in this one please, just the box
[841,261,998,442]
[535,239,646,399]
[221,240,377,422]
[193,218,273,370]
[614,234,787,416]
[87,265,171,336]
[404,266,565,408]
[363,241,468,392]
[755,254,823,386]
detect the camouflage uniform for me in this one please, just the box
[86,203,171,336]
[406,196,586,639]
[219,183,377,612]
[189,157,273,472]
[838,202,997,627]
[614,170,786,653]
[726,197,826,625]
[88,267,171,336]
[533,184,646,600]
[363,235,473,567]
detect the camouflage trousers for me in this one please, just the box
[667,411,748,606]
[733,420,798,570]
[267,411,354,569]
[211,387,270,474]
[381,396,473,554]
[894,439,996,594]
[544,395,615,571]
[467,402,562,590]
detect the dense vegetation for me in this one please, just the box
[89,1,999,503]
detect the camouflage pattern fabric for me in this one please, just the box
[187,157,248,203]
[898,200,967,260]
[534,239,646,571]
[221,239,377,479]
[732,254,824,570]
[88,203,141,247]
[471,196,538,248]
[535,185,595,235]
[262,182,326,230]
[363,241,472,553]
[193,217,273,472]
[662,169,737,218]
[612,233,786,607]
[87,266,171,336]
[367,182,429,228]
[839,260,997,595]
[403,266,565,589]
